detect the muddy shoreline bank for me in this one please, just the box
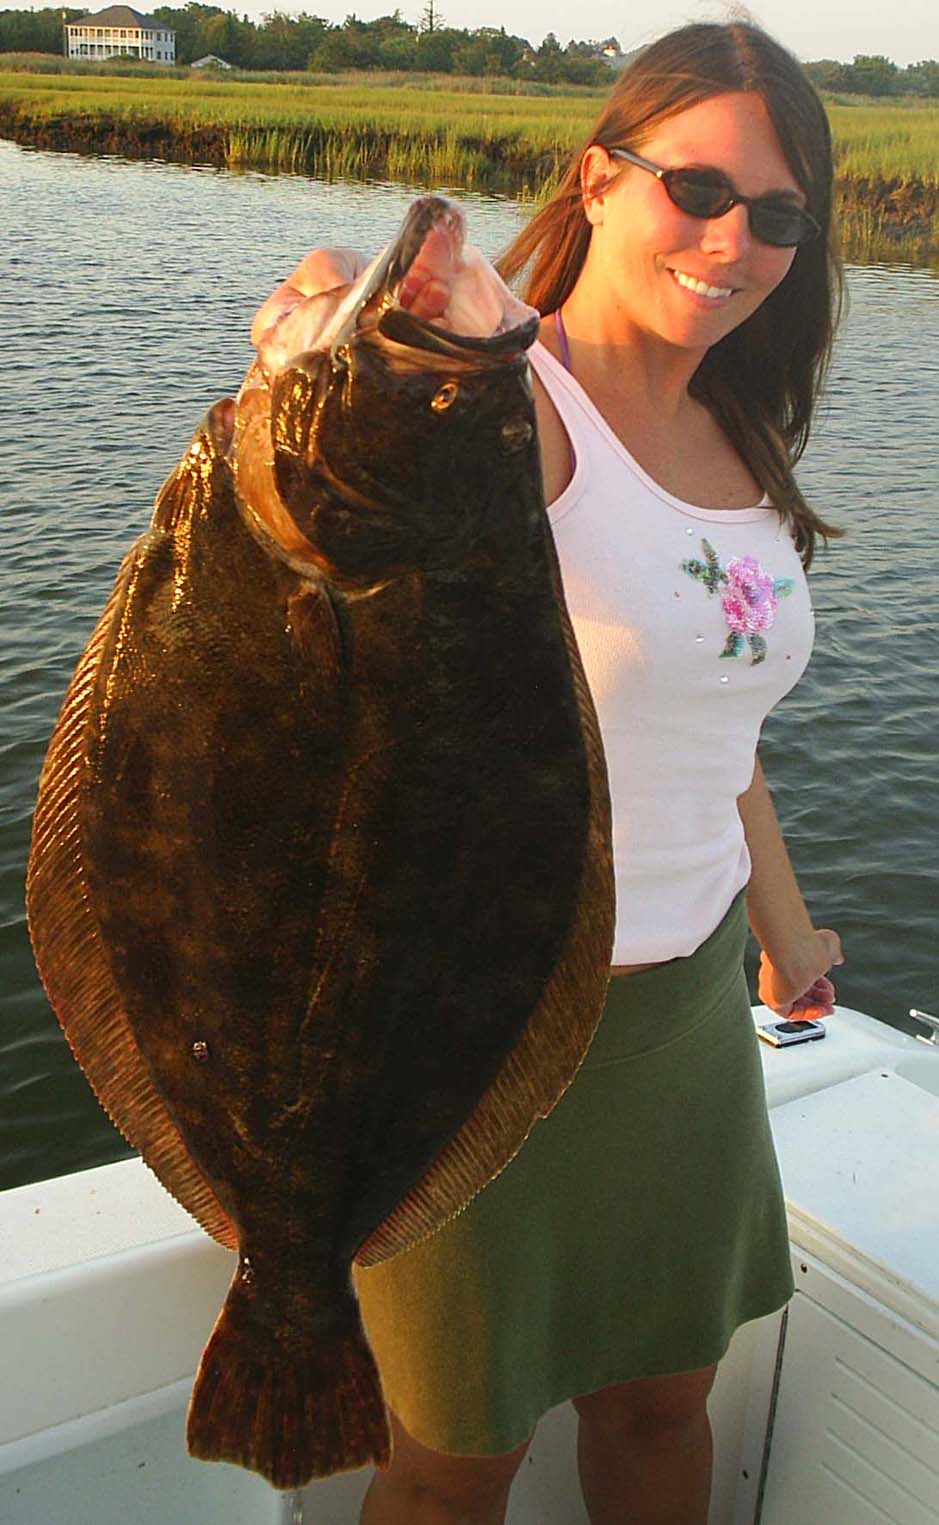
[3,105,936,260]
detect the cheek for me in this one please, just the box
[754,246,796,296]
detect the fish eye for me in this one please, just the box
[431,381,459,412]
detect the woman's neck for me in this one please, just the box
[557,286,707,424]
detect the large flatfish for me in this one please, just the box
[26,196,613,1488]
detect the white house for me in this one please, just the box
[66,5,176,64]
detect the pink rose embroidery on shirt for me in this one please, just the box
[682,539,793,665]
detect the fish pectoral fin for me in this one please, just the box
[187,1277,390,1487]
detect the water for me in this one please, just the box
[2,140,937,1192]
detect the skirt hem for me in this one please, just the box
[379,1284,794,1459]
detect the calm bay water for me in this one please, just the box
[1,140,937,1192]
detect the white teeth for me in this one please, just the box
[672,270,733,299]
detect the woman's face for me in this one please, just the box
[581,92,804,353]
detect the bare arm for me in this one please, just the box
[738,754,844,1018]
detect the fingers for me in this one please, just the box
[250,248,368,350]
[789,978,836,1020]
[399,271,450,318]
[398,225,456,318]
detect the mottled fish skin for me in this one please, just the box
[26,197,614,1489]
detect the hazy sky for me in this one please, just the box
[4,0,932,64]
[215,0,936,65]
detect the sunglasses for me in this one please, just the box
[607,146,820,248]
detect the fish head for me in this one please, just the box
[266,197,541,589]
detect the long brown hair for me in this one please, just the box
[498,22,843,566]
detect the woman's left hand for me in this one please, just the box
[758,927,844,1019]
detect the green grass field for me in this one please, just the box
[826,99,939,183]
[1,65,937,254]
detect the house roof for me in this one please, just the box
[71,6,171,29]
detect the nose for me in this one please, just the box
[699,201,752,261]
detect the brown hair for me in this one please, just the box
[498,21,843,566]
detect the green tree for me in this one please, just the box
[414,25,461,70]
[903,58,939,96]
[0,6,83,55]
[451,36,488,75]
[376,29,417,69]
[531,31,563,82]
[249,12,327,71]
[474,26,525,76]
[419,0,443,34]
[152,4,225,65]
[803,59,851,92]
[845,54,899,95]
[309,18,381,70]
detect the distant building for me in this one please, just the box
[190,55,233,70]
[66,6,176,64]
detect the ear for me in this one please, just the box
[580,144,616,228]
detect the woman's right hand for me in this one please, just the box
[250,247,370,350]
[757,927,844,1020]
[397,224,454,317]
[252,233,457,341]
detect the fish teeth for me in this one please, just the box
[672,270,733,299]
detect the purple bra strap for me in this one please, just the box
[552,306,577,477]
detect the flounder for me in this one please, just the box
[26,196,613,1488]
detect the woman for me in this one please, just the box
[276,21,845,1525]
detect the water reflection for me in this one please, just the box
[1,140,937,1190]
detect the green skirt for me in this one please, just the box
[353,891,793,1456]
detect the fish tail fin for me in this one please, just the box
[186,1282,390,1488]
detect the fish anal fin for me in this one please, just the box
[26,553,237,1252]
[187,1279,390,1487]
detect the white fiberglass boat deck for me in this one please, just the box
[1,1004,937,1525]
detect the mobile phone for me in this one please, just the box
[756,1018,827,1048]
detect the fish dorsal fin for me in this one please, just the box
[26,549,238,1252]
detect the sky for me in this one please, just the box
[218,0,934,66]
[2,0,933,64]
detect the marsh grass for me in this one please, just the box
[0,53,606,97]
[0,69,597,142]
[1,69,937,254]
[827,100,939,184]
[0,69,589,191]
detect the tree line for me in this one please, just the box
[1,6,937,94]
[803,54,939,98]
[0,4,621,82]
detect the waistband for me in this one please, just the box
[581,891,750,1070]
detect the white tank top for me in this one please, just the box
[530,341,815,964]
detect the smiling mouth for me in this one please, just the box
[669,269,736,300]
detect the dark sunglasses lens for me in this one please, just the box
[663,167,818,247]
[750,202,818,247]
[663,170,732,219]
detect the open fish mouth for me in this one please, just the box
[329,195,540,363]
[253,196,539,382]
